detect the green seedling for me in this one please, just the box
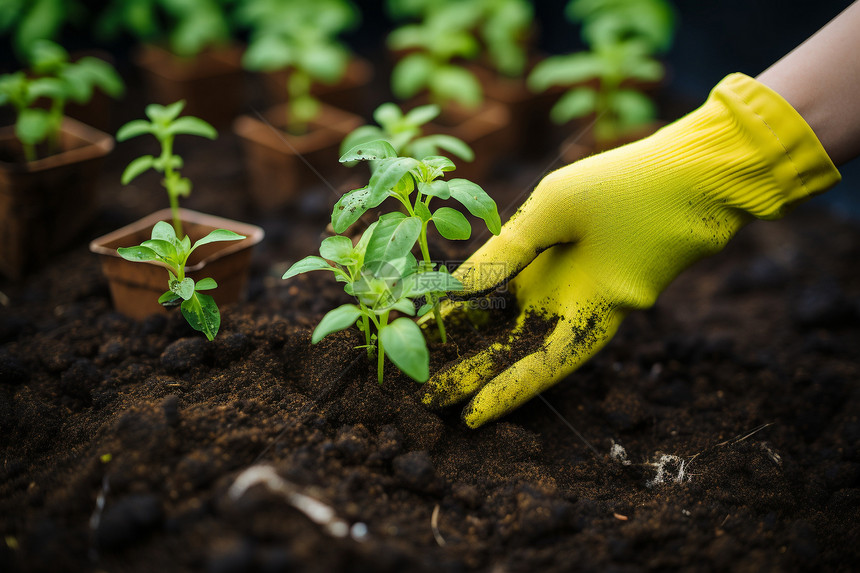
[0,0,86,58]
[0,40,124,161]
[528,0,674,146]
[387,0,533,78]
[97,0,232,58]
[118,221,245,341]
[387,2,484,109]
[339,102,473,166]
[283,139,500,383]
[116,100,217,238]
[238,0,358,134]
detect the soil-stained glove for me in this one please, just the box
[423,73,841,428]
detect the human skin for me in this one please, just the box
[757,0,860,166]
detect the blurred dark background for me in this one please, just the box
[1,0,857,217]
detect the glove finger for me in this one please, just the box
[460,307,625,428]
[421,341,508,408]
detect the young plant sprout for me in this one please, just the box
[528,0,675,146]
[116,100,217,237]
[238,0,358,134]
[115,100,244,339]
[283,139,500,383]
[339,102,474,165]
[0,40,124,161]
[117,221,245,341]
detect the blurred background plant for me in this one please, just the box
[528,0,676,148]
[96,0,234,58]
[0,0,86,61]
[237,0,359,134]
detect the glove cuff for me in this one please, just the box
[663,73,841,220]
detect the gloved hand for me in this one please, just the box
[423,73,841,428]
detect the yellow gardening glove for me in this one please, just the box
[423,73,841,428]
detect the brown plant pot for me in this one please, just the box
[89,208,264,320]
[262,57,375,117]
[134,44,245,127]
[419,98,510,185]
[0,117,114,279]
[233,103,363,211]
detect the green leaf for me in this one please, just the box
[365,216,422,264]
[331,186,384,234]
[340,125,387,158]
[447,179,501,235]
[166,116,217,139]
[242,34,294,72]
[319,235,355,265]
[403,104,440,127]
[390,298,417,316]
[414,201,432,223]
[418,180,451,200]
[527,53,603,92]
[158,290,181,305]
[171,277,195,300]
[181,293,220,341]
[152,220,179,244]
[117,245,159,262]
[551,87,597,124]
[339,140,398,163]
[74,56,124,98]
[312,304,362,344]
[411,134,474,162]
[432,207,471,240]
[121,155,155,184]
[16,108,50,145]
[391,52,434,99]
[299,43,348,84]
[368,157,420,205]
[146,100,185,124]
[429,65,482,109]
[116,119,153,141]
[282,255,334,280]
[373,102,403,128]
[610,89,656,129]
[191,229,245,252]
[380,318,429,382]
[141,238,178,261]
[196,277,218,291]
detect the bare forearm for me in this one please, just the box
[757,1,860,166]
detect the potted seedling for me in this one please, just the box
[528,0,675,156]
[283,139,500,383]
[232,0,363,210]
[235,0,370,115]
[97,0,242,125]
[0,40,122,278]
[89,100,264,324]
[386,1,510,183]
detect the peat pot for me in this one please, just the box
[0,117,113,279]
[135,44,245,127]
[89,208,264,320]
[233,103,362,211]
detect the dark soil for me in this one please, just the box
[2,92,859,572]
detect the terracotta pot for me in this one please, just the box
[0,118,113,279]
[233,103,363,211]
[134,44,245,127]
[262,57,375,117]
[418,98,510,186]
[89,208,264,320]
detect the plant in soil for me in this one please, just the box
[283,139,501,383]
[527,0,675,146]
[96,0,233,58]
[114,100,244,338]
[116,99,218,236]
[116,220,244,340]
[237,0,359,134]
[339,102,474,166]
[0,39,123,161]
